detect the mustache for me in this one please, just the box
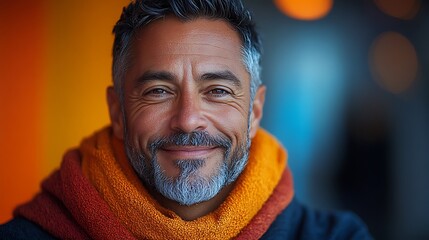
[149,131,232,150]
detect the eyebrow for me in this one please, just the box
[200,70,242,87]
[136,71,175,84]
[136,70,242,87]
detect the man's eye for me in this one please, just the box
[208,88,230,96]
[144,88,170,97]
[147,88,167,95]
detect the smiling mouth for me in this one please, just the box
[160,146,218,159]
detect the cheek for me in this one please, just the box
[124,104,171,150]
[206,104,250,143]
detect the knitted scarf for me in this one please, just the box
[14,127,293,239]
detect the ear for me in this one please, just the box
[107,86,124,140]
[249,85,266,139]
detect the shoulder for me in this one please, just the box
[262,198,373,240]
[0,217,56,240]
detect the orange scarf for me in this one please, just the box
[81,127,291,239]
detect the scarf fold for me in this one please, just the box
[14,127,294,240]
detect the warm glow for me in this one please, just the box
[0,1,45,224]
[369,32,419,94]
[0,0,129,223]
[274,0,333,21]
[374,0,421,20]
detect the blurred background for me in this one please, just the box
[0,0,428,239]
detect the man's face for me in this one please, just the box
[108,17,265,205]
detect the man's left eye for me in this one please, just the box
[208,88,230,96]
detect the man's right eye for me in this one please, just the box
[147,88,167,95]
[141,85,175,100]
[141,88,173,100]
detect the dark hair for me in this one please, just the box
[112,0,262,100]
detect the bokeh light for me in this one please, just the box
[374,0,421,20]
[274,0,333,21]
[369,31,419,94]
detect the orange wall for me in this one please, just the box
[0,0,46,224]
[0,0,128,223]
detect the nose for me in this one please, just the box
[169,91,208,133]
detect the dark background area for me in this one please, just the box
[243,1,429,239]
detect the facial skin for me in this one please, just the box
[107,16,265,220]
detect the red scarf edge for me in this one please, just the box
[235,168,294,240]
[14,149,136,240]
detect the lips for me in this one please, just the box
[159,146,217,159]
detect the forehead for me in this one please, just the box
[129,16,246,75]
[136,16,242,54]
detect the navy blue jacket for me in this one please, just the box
[0,198,372,239]
[261,198,372,239]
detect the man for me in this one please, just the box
[0,0,372,239]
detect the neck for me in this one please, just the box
[150,183,235,221]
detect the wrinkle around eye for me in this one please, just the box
[126,91,174,111]
[124,94,172,124]
[204,92,248,117]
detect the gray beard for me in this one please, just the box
[124,130,250,206]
